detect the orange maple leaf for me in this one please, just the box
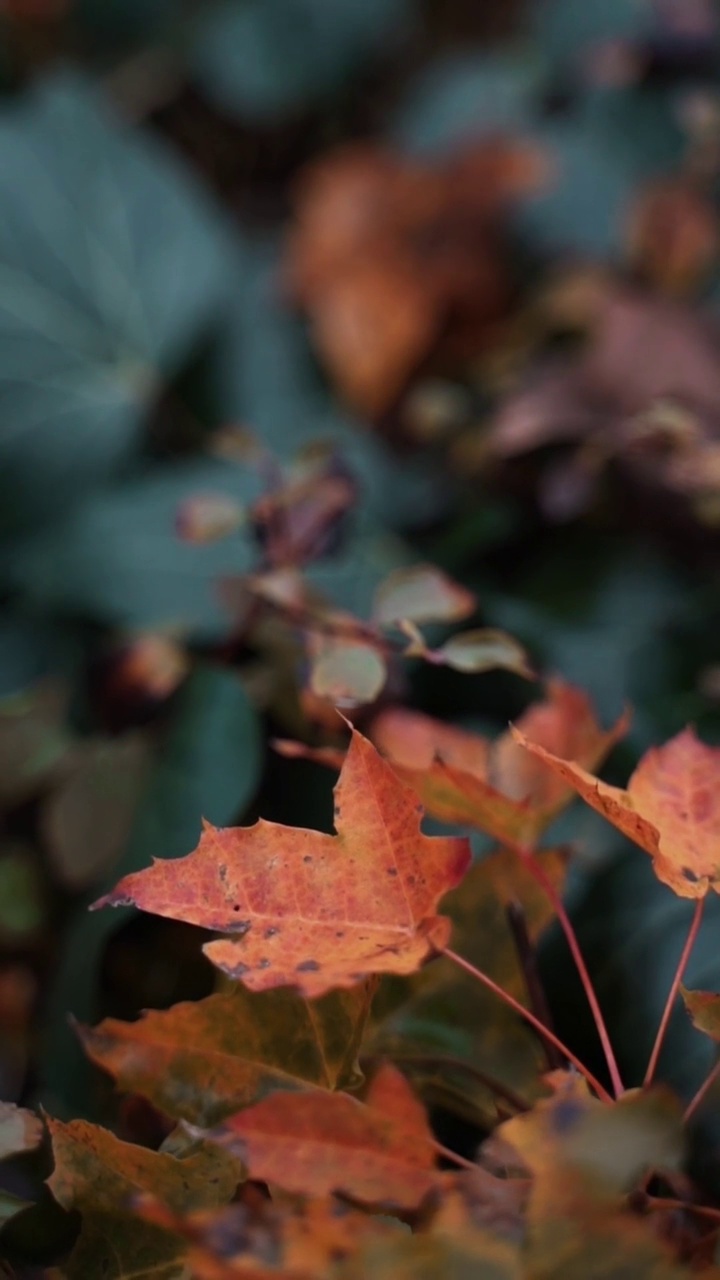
[93,729,471,996]
[512,725,720,897]
[200,1064,439,1210]
[369,680,627,843]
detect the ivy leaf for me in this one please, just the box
[78,982,374,1125]
[94,728,471,996]
[513,725,720,897]
[191,0,411,124]
[199,1064,438,1210]
[0,71,236,534]
[6,458,260,637]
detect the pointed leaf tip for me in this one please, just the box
[513,723,720,897]
[93,727,471,995]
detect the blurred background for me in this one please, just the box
[2,0,720,1227]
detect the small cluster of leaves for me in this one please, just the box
[3,681,720,1276]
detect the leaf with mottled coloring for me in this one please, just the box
[0,1101,42,1161]
[499,1075,684,1193]
[513,725,720,897]
[58,1210,192,1280]
[201,1064,439,1210]
[46,1116,243,1215]
[496,1078,688,1279]
[370,680,626,842]
[79,982,374,1125]
[372,565,475,627]
[93,728,471,997]
[681,987,720,1041]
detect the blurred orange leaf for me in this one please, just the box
[93,728,471,996]
[370,680,626,842]
[287,139,547,415]
[513,725,720,896]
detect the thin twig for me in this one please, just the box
[685,1056,720,1123]
[506,900,564,1071]
[505,838,624,1099]
[439,946,613,1103]
[642,1195,720,1225]
[644,896,705,1087]
[431,1139,477,1172]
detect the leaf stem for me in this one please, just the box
[507,839,624,1098]
[431,1139,477,1172]
[641,1194,720,1225]
[439,946,613,1103]
[644,896,705,1088]
[684,1055,720,1123]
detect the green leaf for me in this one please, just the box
[0,612,69,698]
[40,734,153,890]
[191,0,412,122]
[47,1117,242,1280]
[79,982,372,1125]
[39,665,262,1118]
[5,458,260,636]
[0,845,45,943]
[59,1214,187,1280]
[0,680,74,806]
[46,1116,242,1214]
[0,70,236,534]
[369,848,568,1125]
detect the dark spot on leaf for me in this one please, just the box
[296,959,320,972]
[336,930,344,938]
[682,867,702,883]
[407,875,416,886]
[387,867,398,877]
[303,855,313,864]
[228,962,250,979]
[551,1099,583,1134]
[226,916,251,936]
[264,926,279,939]
[258,958,271,969]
